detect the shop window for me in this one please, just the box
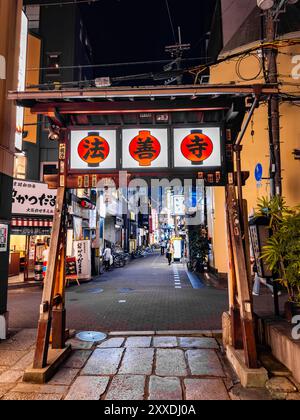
[40,162,58,182]
[14,154,27,180]
[46,53,61,77]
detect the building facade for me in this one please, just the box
[207,0,300,278]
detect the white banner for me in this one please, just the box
[12,180,57,216]
[73,240,91,280]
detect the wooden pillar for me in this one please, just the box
[33,187,66,369]
[226,184,258,369]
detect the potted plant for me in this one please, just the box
[255,196,300,320]
[188,226,210,273]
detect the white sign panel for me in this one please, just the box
[0,224,8,253]
[70,130,117,170]
[12,180,57,215]
[15,12,28,150]
[73,240,91,280]
[172,195,185,216]
[173,127,221,168]
[122,128,169,169]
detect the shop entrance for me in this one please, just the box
[8,83,278,380]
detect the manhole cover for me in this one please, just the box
[87,288,104,294]
[118,288,134,293]
[76,331,107,342]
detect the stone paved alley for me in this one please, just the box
[1,329,300,401]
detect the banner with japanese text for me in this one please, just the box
[73,240,91,280]
[12,180,57,216]
[70,130,117,170]
[173,127,222,168]
[122,128,169,169]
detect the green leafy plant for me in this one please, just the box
[255,196,300,304]
[188,225,210,272]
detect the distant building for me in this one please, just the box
[23,1,94,181]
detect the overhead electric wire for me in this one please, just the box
[165,0,177,44]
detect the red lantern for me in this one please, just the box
[129,130,161,167]
[78,132,110,168]
[181,130,213,165]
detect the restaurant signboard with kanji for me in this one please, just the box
[12,180,57,215]
[122,128,169,169]
[65,125,226,186]
[70,130,117,171]
[173,127,222,168]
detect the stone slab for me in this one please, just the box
[81,348,124,375]
[149,376,182,400]
[66,338,94,350]
[179,337,219,349]
[152,337,178,348]
[48,368,79,386]
[11,383,68,395]
[65,376,109,400]
[12,350,34,371]
[0,384,14,399]
[105,375,145,400]
[110,331,155,336]
[155,349,187,377]
[259,353,291,377]
[266,377,297,394]
[125,337,152,348]
[63,350,92,369]
[119,348,154,375]
[2,392,63,400]
[226,346,268,388]
[0,350,28,367]
[0,369,23,384]
[98,338,125,348]
[0,329,36,351]
[186,349,225,377]
[185,378,230,400]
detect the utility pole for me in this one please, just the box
[264,9,282,197]
[165,27,190,85]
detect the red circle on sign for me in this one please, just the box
[129,130,161,167]
[78,135,110,166]
[181,132,213,164]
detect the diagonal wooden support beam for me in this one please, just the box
[226,184,258,369]
[33,187,66,369]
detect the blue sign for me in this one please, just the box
[255,164,263,182]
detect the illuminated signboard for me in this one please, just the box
[15,11,28,150]
[173,127,222,168]
[70,130,117,171]
[122,128,169,169]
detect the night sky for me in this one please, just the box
[79,0,216,82]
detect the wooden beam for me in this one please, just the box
[33,187,66,369]
[226,184,258,369]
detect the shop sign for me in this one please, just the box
[73,240,91,280]
[12,180,57,216]
[70,130,117,170]
[15,12,28,150]
[122,128,169,169]
[0,224,8,252]
[173,127,221,168]
[172,195,185,216]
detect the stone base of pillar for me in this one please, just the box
[0,311,9,339]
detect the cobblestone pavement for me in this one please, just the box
[1,329,300,400]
